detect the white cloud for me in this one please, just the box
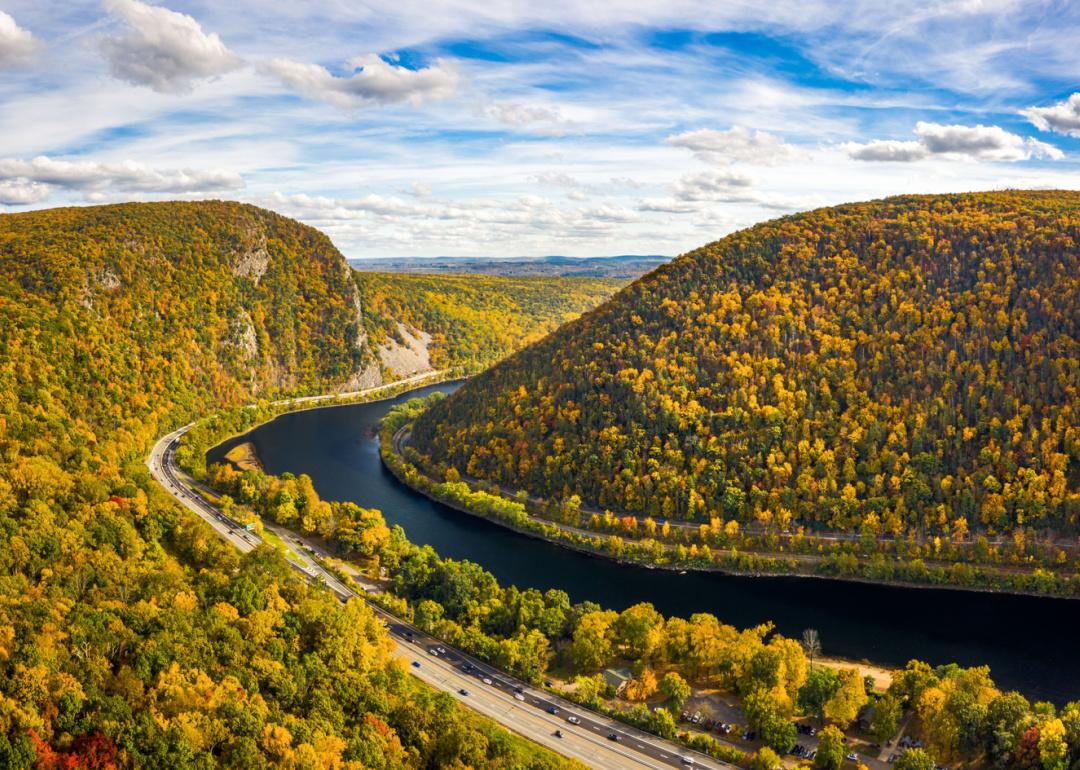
[846,140,928,162]
[0,179,49,205]
[915,122,1062,161]
[263,54,458,109]
[0,11,40,68]
[101,0,241,93]
[672,170,755,202]
[0,156,244,201]
[666,126,795,165]
[484,101,577,136]
[847,121,1064,162]
[1022,93,1080,138]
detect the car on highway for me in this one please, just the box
[458,689,469,696]
[427,647,439,656]
[567,716,580,725]
[411,661,421,668]
[546,706,559,715]
[514,692,525,701]
[607,733,620,742]
[482,677,493,685]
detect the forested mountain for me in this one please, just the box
[411,191,1080,540]
[357,271,624,375]
[0,202,573,768]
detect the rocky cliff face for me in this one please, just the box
[0,200,382,406]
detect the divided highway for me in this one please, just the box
[146,377,735,770]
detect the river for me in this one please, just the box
[208,382,1079,703]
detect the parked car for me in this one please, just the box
[847,753,858,761]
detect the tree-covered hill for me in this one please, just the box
[0,202,575,768]
[411,191,1080,541]
[356,271,625,375]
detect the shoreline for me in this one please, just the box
[384,426,1080,603]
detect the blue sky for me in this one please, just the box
[0,0,1078,257]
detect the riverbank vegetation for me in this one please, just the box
[389,398,1080,596]
[191,394,1080,770]
[0,202,578,769]
[410,191,1080,593]
[356,271,625,374]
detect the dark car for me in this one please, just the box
[546,706,559,715]
[607,733,620,741]
[458,689,469,696]
[411,661,421,668]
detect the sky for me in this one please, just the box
[0,1,1078,258]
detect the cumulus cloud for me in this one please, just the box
[1022,93,1080,138]
[263,55,458,110]
[0,156,244,202]
[0,11,40,68]
[666,126,795,165]
[0,179,49,205]
[672,170,755,202]
[101,0,241,93]
[847,121,1064,162]
[846,140,928,162]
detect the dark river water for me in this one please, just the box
[208,382,1080,704]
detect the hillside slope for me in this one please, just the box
[357,271,625,376]
[412,191,1080,540]
[0,202,572,768]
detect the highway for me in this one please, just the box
[146,377,735,770]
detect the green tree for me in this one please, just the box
[659,672,692,710]
[824,668,869,729]
[651,708,677,740]
[749,746,782,770]
[612,602,665,662]
[799,667,841,720]
[894,748,935,770]
[814,724,845,770]
[870,693,902,743]
[744,689,796,753]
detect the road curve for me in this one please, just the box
[146,375,736,770]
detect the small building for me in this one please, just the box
[603,667,632,695]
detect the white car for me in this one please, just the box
[514,692,525,701]
[566,716,580,725]
[482,677,493,685]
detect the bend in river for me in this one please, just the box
[208,382,1080,704]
